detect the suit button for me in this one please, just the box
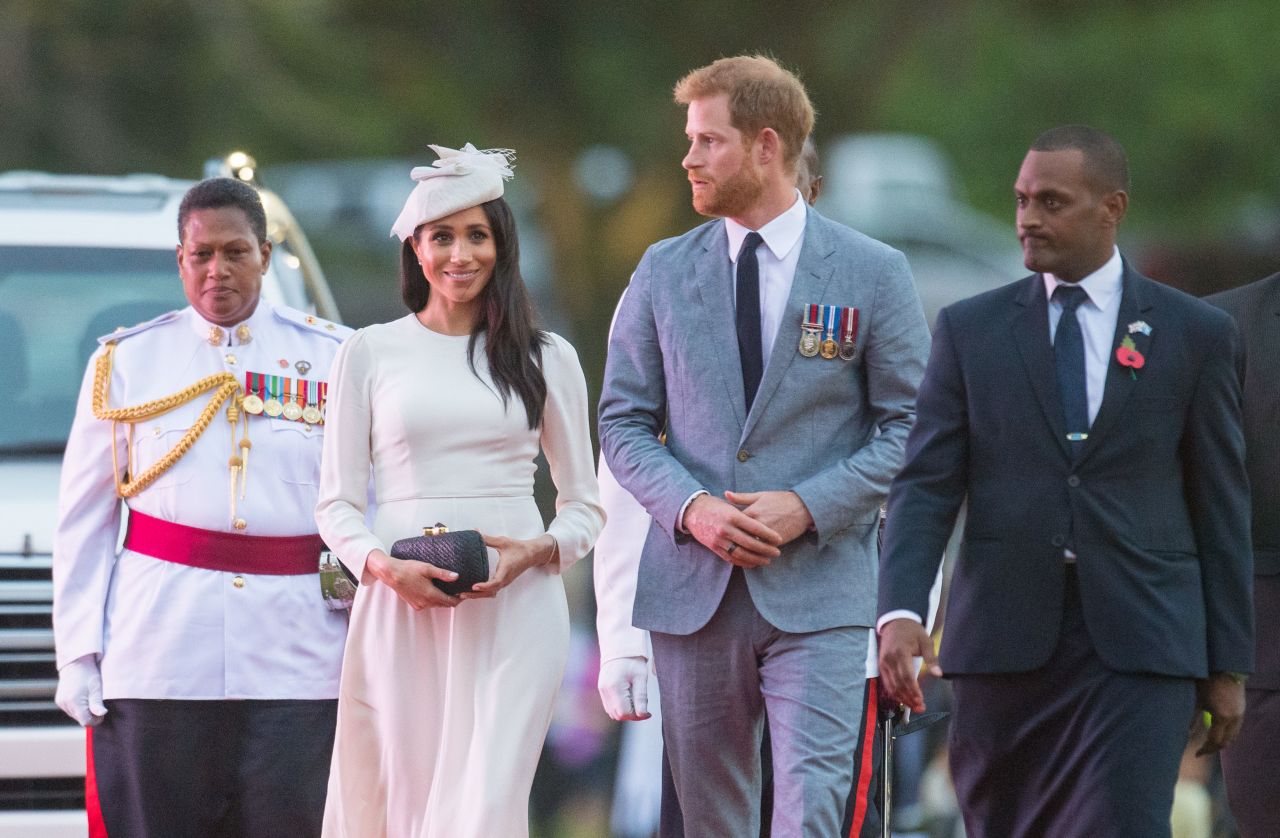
[1051,535,1066,548]
[232,576,245,589]
[737,450,750,462]
[1067,475,1080,488]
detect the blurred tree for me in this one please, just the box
[3,0,1278,343]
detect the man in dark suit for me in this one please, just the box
[877,125,1253,837]
[1207,273,1280,838]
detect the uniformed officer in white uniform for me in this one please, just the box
[52,177,352,837]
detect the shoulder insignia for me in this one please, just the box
[272,306,353,342]
[96,309,182,345]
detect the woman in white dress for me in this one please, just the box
[315,144,604,837]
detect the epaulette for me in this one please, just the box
[96,309,182,345]
[273,306,353,342]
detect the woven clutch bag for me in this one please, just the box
[389,524,489,596]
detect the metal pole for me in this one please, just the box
[881,706,896,838]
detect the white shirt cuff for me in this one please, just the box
[676,490,708,533]
[877,609,924,634]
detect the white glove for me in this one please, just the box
[55,655,108,727]
[598,655,652,721]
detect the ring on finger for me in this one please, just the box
[725,543,737,555]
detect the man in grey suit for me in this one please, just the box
[598,55,931,836]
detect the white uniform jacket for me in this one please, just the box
[53,302,352,700]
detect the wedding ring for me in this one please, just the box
[726,543,737,555]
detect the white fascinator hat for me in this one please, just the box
[390,143,516,242]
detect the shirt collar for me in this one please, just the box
[187,299,271,346]
[725,189,808,263]
[1043,247,1123,310]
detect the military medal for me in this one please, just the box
[282,377,304,421]
[241,372,265,415]
[302,379,323,425]
[839,307,860,361]
[263,375,284,417]
[798,303,821,357]
[295,359,311,376]
[819,305,840,359]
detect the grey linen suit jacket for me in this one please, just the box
[599,207,931,636]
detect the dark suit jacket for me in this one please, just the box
[879,263,1254,678]
[1208,273,1279,688]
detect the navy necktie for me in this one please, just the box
[736,232,764,411]
[1052,284,1089,454]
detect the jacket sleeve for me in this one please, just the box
[598,250,706,539]
[52,350,125,669]
[1182,313,1254,674]
[878,306,970,622]
[592,454,653,664]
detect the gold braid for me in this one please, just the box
[92,342,240,498]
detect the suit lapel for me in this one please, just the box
[1011,275,1071,459]
[692,223,748,429]
[742,209,836,440]
[1076,265,1154,465]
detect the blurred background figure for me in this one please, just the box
[1206,272,1280,838]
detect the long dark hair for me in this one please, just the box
[399,197,548,429]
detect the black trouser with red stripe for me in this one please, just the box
[659,677,884,838]
[87,698,337,838]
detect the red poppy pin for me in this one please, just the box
[1115,335,1144,379]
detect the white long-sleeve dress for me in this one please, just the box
[315,315,604,838]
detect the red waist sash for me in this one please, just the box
[124,511,322,575]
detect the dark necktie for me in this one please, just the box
[1052,284,1089,454]
[736,232,764,411]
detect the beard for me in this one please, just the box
[691,162,765,218]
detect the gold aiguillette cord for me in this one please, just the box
[92,343,241,500]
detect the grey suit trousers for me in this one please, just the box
[652,569,867,837]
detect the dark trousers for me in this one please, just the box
[948,567,1195,838]
[1221,687,1280,838]
[89,698,337,838]
[1221,572,1280,838]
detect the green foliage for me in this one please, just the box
[4,0,1277,331]
[869,0,1280,238]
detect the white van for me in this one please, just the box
[0,159,340,837]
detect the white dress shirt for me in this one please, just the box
[725,189,809,361]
